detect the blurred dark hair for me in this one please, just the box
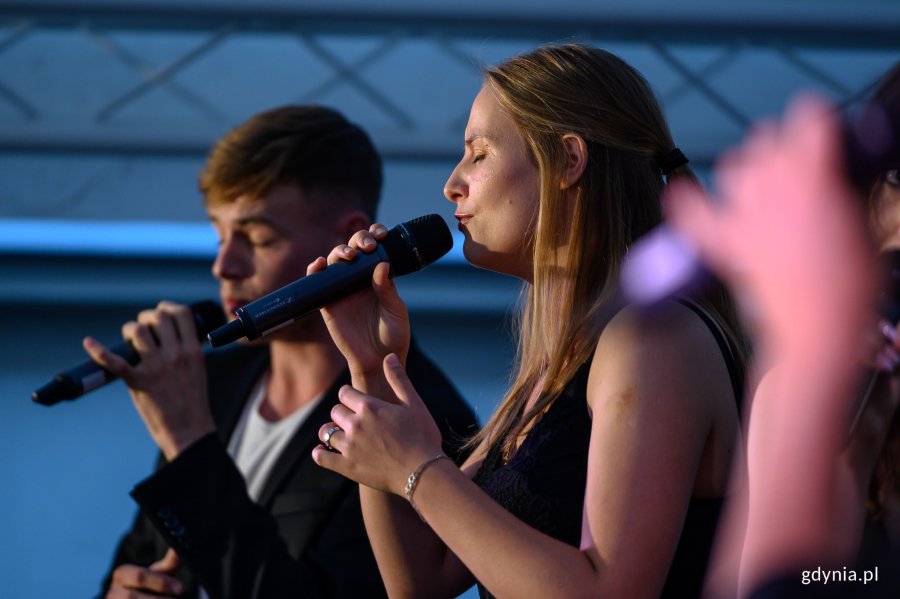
[844,62,900,194]
[863,63,900,526]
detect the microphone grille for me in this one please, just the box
[189,300,228,337]
[383,214,453,276]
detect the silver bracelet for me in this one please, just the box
[404,453,450,514]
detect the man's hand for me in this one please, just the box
[83,301,215,460]
[106,549,184,598]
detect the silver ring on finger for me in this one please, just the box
[323,426,342,451]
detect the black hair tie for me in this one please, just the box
[658,147,689,176]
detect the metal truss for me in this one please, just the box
[0,0,898,224]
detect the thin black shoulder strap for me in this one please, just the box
[678,299,745,413]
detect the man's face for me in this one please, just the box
[207,184,342,320]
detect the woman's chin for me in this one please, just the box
[461,241,488,270]
[463,244,526,280]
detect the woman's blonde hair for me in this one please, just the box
[470,43,742,455]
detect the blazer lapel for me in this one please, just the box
[205,343,271,440]
[255,368,351,508]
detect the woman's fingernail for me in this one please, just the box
[386,354,403,370]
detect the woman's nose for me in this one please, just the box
[443,163,467,203]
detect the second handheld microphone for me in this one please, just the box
[208,214,453,347]
[32,300,226,406]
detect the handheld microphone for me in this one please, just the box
[32,300,226,406]
[208,214,453,347]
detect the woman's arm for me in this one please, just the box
[355,450,486,598]
[305,223,481,596]
[574,301,733,598]
[307,225,411,400]
[315,302,733,598]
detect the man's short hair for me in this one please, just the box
[200,105,382,219]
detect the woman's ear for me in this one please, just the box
[560,133,588,190]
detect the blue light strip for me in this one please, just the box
[0,218,468,264]
[0,218,219,258]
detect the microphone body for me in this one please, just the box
[32,300,226,406]
[209,214,453,347]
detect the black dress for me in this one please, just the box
[471,303,742,599]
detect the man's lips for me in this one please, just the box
[454,213,473,225]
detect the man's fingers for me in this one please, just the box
[106,587,172,599]
[149,548,181,573]
[157,302,200,346]
[138,309,180,347]
[123,320,158,353]
[82,337,130,377]
[109,563,183,596]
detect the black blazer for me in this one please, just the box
[99,340,477,599]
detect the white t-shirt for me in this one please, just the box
[226,370,323,500]
[198,371,322,599]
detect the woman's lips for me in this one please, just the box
[454,213,472,226]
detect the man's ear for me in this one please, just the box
[560,133,588,190]
[335,209,372,242]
